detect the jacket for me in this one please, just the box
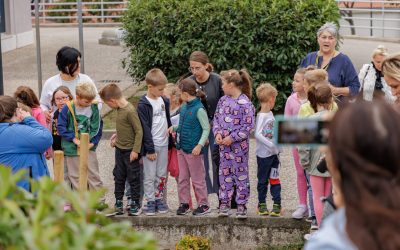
[0,117,52,190]
[137,95,173,155]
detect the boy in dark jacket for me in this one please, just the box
[137,68,172,216]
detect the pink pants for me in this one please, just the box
[177,150,208,206]
[310,175,332,226]
[292,148,308,206]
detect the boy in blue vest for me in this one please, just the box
[137,68,173,215]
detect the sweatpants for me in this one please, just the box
[65,151,103,191]
[256,155,281,204]
[310,175,332,226]
[177,150,208,206]
[114,147,141,202]
[142,145,168,202]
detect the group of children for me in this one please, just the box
[11,56,336,226]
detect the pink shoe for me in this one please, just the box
[64,203,72,212]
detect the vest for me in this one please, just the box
[176,98,204,154]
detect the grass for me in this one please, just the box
[102,95,141,130]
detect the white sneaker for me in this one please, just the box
[304,231,317,241]
[291,205,308,219]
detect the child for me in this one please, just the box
[255,83,282,217]
[14,86,47,127]
[213,69,255,218]
[137,68,172,216]
[57,82,103,191]
[168,78,210,216]
[50,86,73,152]
[284,68,312,219]
[298,68,338,117]
[299,82,333,232]
[99,83,143,216]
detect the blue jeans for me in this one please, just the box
[256,155,281,204]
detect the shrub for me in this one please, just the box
[122,0,340,110]
[176,235,211,250]
[0,166,156,250]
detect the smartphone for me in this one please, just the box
[274,115,329,147]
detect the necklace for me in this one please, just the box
[315,50,336,71]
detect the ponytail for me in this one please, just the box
[239,69,252,99]
[178,78,206,102]
[220,69,253,99]
[307,85,319,113]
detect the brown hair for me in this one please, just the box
[178,78,206,101]
[304,69,328,86]
[328,100,400,250]
[145,68,168,86]
[51,86,73,106]
[18,102,32,114]
[256,83,278,103]
[307,81,333,112]
[99,83,122,101]
[14,86,40,108]
[76,82,97,101]
[0,96,18,122]
[189,51,213,72]
[220,69,252,99]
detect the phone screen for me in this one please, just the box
[275,116,329,146]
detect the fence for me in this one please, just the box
[31,1,128,24]
[337,0,400,38]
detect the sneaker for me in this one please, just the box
[115,200,124,215]
[292,205,308,219]
[304,231,317,241]
[177,203,190,215]
[269,203,282,217]
[144,201,156,216]
[128,201,142,216]
[193,205,211,216]
[257,203,269,216]
[218,203,230,217]
[236,204,247,219]
[126,196,132,211]
[310,217,319,231]
[155,199,169,214]
[306,215,315,223]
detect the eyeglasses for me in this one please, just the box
[188,66,204,72]
[55,96,70,102]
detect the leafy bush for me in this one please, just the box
[122,0,340,110]
[176,235,211,250]
[0,166,156,250]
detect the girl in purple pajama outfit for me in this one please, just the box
[213,69,255,218]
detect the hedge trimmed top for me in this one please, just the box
[122,0,340,110]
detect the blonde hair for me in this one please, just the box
[372,45,388,59]
[256,83,278,103]
[382,53,400,81]
[304,69,328,86]
[164,83,181,106]
[76,82,97,100]
[145,68,168,86]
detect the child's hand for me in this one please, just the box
[130,151,139,162]
[44,108,53,123]
[110,133,117,147]
[89,143,94,149]
[215,134,223,145]
[146,153,157,161]
[222,136,234,146]
[16,108,31,121]
[192,144,202,156]
[167,126,174,134]
[73,138,80,146]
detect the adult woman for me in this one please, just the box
[40,46,100,123]
[382,53,400,103]
[300,22,360,100]
[358,45,395,102]
[305,100,400,250]
[0,96,53,191]
[187,51,223,195]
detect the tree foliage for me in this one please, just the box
[122,0,340,109]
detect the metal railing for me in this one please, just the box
[337,0,400,37]
[31,1,128,24]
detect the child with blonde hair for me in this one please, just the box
[255,83,282,217]
[213,69,255,218]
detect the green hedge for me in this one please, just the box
[122,0,340,110]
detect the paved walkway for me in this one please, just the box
[4,27,400,215]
